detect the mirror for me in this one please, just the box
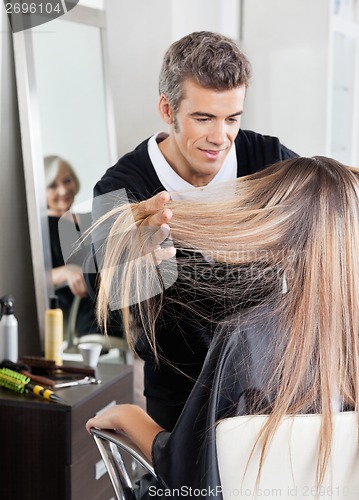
[12,5,117,348]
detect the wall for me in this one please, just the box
[104,0,241,157]
[240,0,330,157]
[240,0,359,164]
[105,0,170,157]
[0,7,41,356]
[171,0,240,41]
[104,0,358,164]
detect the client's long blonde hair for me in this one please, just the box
[94,156,359,484]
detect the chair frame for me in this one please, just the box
[91,428,156,500]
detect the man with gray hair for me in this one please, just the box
[93,31,297,431]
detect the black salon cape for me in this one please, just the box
[92,129,297,430]
[134,313,276,499]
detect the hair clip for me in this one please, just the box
[282,271,288,294]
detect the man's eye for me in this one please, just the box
[227,118,238,123]
[196,118,209,122]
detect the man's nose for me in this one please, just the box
[207,121,226,146]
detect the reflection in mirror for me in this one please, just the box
[33,17,113,208]
[13,6,117,354]
[44,155,98,350]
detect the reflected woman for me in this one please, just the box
[44,155,98,336]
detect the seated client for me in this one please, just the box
[86,156,359,497]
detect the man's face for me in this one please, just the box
[160,79,246,186]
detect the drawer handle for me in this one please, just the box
[95,458,107,480]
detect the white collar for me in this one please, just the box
[148,132,237,201]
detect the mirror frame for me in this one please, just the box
[12,5,117,347]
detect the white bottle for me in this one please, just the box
[0,295,18,362]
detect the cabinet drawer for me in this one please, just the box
[70,368,132,464]
[69,446,114,500]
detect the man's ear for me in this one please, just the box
[158,94,174,125]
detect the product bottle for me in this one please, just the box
[44,295,63,365]
[0,295,18,362]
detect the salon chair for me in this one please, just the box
[90,411,359,500]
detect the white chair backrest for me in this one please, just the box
[216,412,359,499]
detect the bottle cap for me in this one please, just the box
[49,295,59,309]
[0,295,15,316]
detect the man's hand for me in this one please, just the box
[134,191,176,264]
[134,191,172,223]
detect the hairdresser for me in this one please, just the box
[91,31,298,431]
[44,155,98,336]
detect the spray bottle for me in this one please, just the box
[0,295,18,362]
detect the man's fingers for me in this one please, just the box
[151,223,171,247]
[153,245,177,265]
[140,222,173,253]
[132,193,174,264]
[153,223,176,263]
[134,191,170,220]
[143,208,173,229]
[137,223,175,264]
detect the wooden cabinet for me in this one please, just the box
[0,363,133,500]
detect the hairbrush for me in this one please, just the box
[19,356,96,377]
[0,367,66,403]
[0,359,56,387]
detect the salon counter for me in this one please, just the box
[0,362,133,500]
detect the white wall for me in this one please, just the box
[104,0,170,157]
[79,0,104,8]
[241,0,330,157]
[171,0,240,41]
[104,0,359,164]
[105,0,241,157]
